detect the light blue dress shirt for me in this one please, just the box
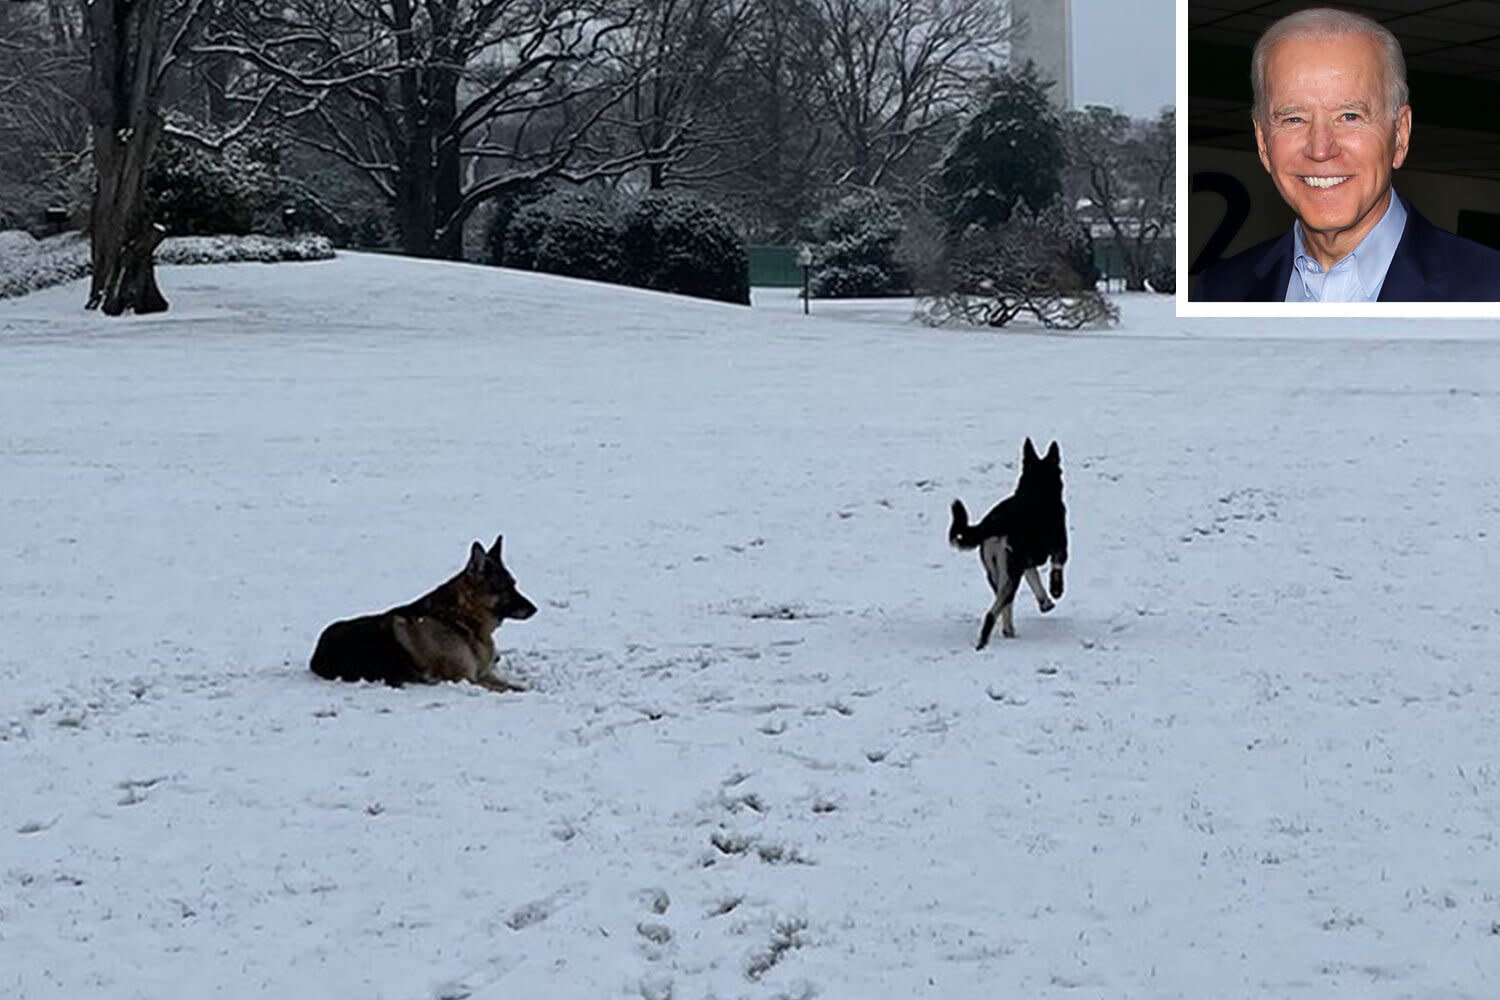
[1285,191,1408,302]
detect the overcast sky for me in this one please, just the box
[1071,0,1176,118]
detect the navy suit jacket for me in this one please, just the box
[1192,204,1500,302]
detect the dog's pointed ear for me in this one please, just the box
[1023,437,1039,464]
[1045,441,1060,463]
[466,541,487,574]
[488,534,504,559]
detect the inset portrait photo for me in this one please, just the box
[1182,2,1500,312]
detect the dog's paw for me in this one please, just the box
[1038,597,1055,614]
[479,673,528,693]
[1001,626,1016,639]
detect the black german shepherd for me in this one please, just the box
[310,536,537,691]
[949,439,1068,650]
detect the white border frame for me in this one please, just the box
[1174,0,1500,318]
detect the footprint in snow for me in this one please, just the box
[637,921,672,946]
[636,887,671,915]
[506,896,560,930]
[638,972,674,1000]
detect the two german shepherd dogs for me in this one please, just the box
[310,440,1066,690]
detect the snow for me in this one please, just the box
[2,255,1499,999]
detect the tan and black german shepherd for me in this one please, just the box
[310,536,537,691]
[949,439,1068,650]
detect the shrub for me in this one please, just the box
[532,197,622,283]
[620,192,749,305]
[0,232,333,302]
[155,233,335,265]
[500,190,617,279]
[921,208,1117,330]
[148,137,280,236]
[809,190,910,298]
[485,181,557,265]
[493,187,749,305]
[0,230,90,299]
[499,200,548,271]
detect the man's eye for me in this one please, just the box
[1341,112,1362,122]
[1282,116,1304,125]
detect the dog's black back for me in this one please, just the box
[311,613,422,686]
[949,439,1069,648]
[950,441,1067,570]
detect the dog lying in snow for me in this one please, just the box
[310,536,536,691]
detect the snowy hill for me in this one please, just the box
[2,255,1498,999]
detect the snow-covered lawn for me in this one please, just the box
[2,255,1498,999]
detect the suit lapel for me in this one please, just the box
[1249,233,1295,301]
[1377,208,1427,302]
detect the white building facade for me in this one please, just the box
[1009,0,1073,109]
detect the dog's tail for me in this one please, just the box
[948,499,981,550]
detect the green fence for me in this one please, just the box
[752,239,1174,287]
[748,245,803,287]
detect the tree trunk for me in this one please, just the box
[89,132,169,314]
[394,133,436,258]
[85,0,170,315]
[388,0,437,258]
[431,68,465,260]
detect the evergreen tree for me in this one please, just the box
[808,190,911,298]
[937,64,1064,233]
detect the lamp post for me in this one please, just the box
[797,245,813,315]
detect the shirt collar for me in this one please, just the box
[1290,191,1407,302]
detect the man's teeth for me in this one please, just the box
[1303,176,1350,189]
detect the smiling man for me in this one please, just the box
[1193,7,1500,302]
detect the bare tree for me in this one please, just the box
[1064,105,1175,292]
[0,2,87,226]
[200,0,666,259]
[704,0,826,239]
[615,0,755,190]
[804,0,1007,190]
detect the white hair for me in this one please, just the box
[1251,7,1408,123]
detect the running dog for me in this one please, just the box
[310,535,536,691]
[949,439,1068,650]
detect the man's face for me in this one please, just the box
[1254,31,1411,258]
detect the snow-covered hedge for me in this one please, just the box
[809,191,911,299]
[620,192,749,305]
[150,137,277,237]
[156,234,336,266]
[492,188,750,305]
[505,192,623,283]
[0,231,336,301]
[484,182,557,267]
[0,232,90,300]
